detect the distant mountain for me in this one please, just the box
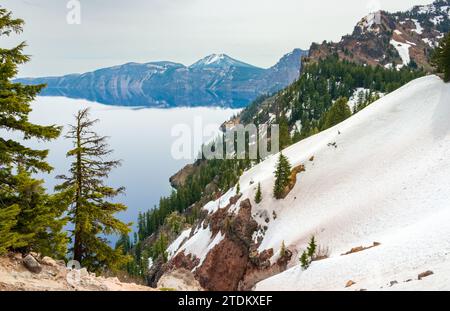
[307,0,450,70]
[16,49,308,108]
[189,53,257,69]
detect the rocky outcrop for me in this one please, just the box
[195,199,257,291]
[341,242,381,256]
[23,254,42,274]
[157,269,204,291]
[308,1,450,71]
[238,248,292,291]
[169,160,204,189]
[162,197,294,291]
[280,164,305,199]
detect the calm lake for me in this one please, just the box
[16,96,240,240]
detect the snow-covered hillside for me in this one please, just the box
[166,75,450,291]
[251,75,450,290]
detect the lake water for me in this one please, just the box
[14,96,240,240]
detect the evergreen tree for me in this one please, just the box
[307,236,317,259]
[165,211,185,235]
[273,153,292,199]
[322,97,352,130]
[254,182,262,204]
[300,251,310,270]
[0,7,63,255]
[12,167,70,258]
[299,236,318,270]
[278,115,292,149]
[55,108,130,272]
[432,32,450,82]
[292,128,302,143]
[236,181,240,195]
[151,233,168,263]
[0,205,21,254]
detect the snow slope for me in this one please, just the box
[249,75,450,290]
[166,75,450,291]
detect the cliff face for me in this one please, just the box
[156,191,293,291]
[308,1,450,71]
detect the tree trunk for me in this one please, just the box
[73,115,83,263]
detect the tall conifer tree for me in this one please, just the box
[0,7,65,255]
[55,108,130,272]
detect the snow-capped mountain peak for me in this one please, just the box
[189,53,257,69]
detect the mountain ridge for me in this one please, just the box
[307,0,450,70]
[16,49,308,108]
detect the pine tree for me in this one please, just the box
[12,167,70,258]
[55,108,130,272]
[278,115,292,149]
[273,153,292,199]
[151,233,168,263]
[254,182,262,204]
[0,7,63,254]
[292,128,302,143]
[307,236,317,259]
[236,182,240,195]
[166,211,185,235]
[300,251,310,270]
[432,32,450,82]
[0,205,21,254]
[322,97,352,130]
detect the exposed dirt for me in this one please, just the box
[0,253,154,291]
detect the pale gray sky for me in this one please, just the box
[1,0,434,77]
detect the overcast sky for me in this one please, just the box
[1,0,434,77]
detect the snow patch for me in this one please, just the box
[175,224,224,269]
[167,228,192,259]
[430,15,444,25]
[390,39,411,68]
[411,19,423,34]
[203,187,236,214]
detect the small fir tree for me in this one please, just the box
[165,211,185,235]
[254,182,262,204]
[307,236,317,259]
[300,251,310,270]
[273,153,292,199]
